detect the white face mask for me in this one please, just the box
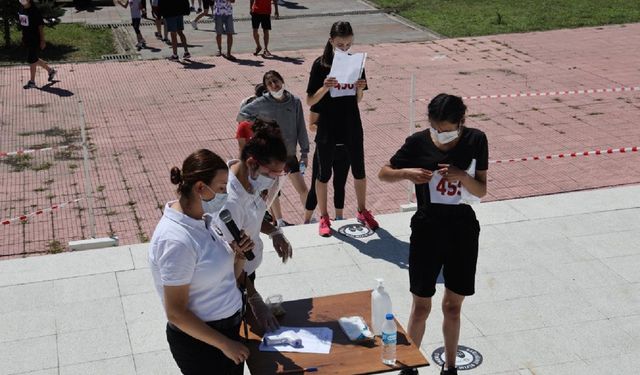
[270,87,285,99]
[430,127,460,144]
[334,47,352,55]
[200,186,227,215]
[249,172,275,194]
[19,0,28,5]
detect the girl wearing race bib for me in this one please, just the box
[378,94,488,375]
[306,21,378,237]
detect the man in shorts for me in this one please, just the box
[159,0,191,60]
[249,0,278,57]
[18,0,56,89]
[213,0,235,59]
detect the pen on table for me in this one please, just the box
[276,367,318,374]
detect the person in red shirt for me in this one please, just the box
[249,0,278,57]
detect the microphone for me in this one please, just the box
[219,209,255,261]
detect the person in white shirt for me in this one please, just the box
[215,121,293,333]
[149,149,254,375]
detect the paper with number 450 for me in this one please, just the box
[329,51,367,98]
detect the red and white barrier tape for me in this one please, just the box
[416,85,640,102]
[489,146,639,164]
[0,145,71,158]
[1,198,83,226]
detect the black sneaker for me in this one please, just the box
[399,368,418,375]
[440,365,458,375]
[48,68,57,82]
[23,80,36,89]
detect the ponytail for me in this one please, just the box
[320,21,354,68]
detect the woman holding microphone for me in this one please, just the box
[149,149,254,374]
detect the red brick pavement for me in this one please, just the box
[1,24,639,257]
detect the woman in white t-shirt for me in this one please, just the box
[215,121,293,333]
[149,149,254,375]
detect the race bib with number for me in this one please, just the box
[330,82,357,98]
[428,159,480,205]
[19,14,29,27]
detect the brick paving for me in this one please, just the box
[2,23,639,257]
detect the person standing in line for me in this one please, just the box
[151,0,168,41]
[238,70,310,225]
[378,94,488,375]
[159,0,191,61]
[149,149,254,375]
[117,0,147,50]
[211,0,236,59]
[249,0,278,57]
[18,0,56,89]
[306,21,378,237]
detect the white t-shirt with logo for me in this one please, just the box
[149,202,242,322]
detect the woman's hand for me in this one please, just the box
[220,338,250,365]
[403,168,433,184]
[249,294,280,332]
[271,232,292,263]
[230,231,254,258]
[356,79,367,90]
[323,76,338,89]
[437,164,468,182]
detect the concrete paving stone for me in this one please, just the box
[116,268,155,296]
[341,233,410,269]
[585,352,640,375]
[571,230,640,259]
[525,360,592,375]
[287,243,357,273]
[557,319,636,361]
[464,298,548,336]
[529,291,606,327]
[255,272,315,302]
[57,324,132,366]
[17,369,58,375]
[0,281,54,314]
[121,292,166,325]
[305,264,374,298]
[601,254,640,283]
[53,273,120,305]
[133,350,181,375]
[55,296,126,333]
[610,314,640,347]
[577,283,640,319]
[127,318,170,354]
[129,244,150,270]
[0,308,56,344]
[474,201,529,225]
[59,356,136,375]
[0,246,133,287]
[543,259,629,291]
[0,335,57,375]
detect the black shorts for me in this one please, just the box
[251,13,271,30]
[408,204,480,298]
[203,0,212,8]
[316,141,365,183]
[26,46,39,64]
[285,155,300,174]
[166,311,244,375]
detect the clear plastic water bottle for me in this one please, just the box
[299,160,306,175]
[381,313,397,365]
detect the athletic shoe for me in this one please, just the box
[440,365,458,375]
[277,219,293,228]
[190,6,195,12]
[154,32,162,39]
[47,68,57,82]
[183,51,191,59]
[135,42,142,50]
[319,215,331,237]
[356,209,379,230]
[334,216,344,221]
[168,54,179,61]
[197,7,202,13]
[399,369,418,375]
[23,80,36,89]
[191,20,198,30]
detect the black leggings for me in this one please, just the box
[132,18,142,35]
[305,145,350,211]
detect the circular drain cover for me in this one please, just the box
[337,223,374,238]
[431,345,483,370]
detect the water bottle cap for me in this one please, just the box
[385,313,394,320]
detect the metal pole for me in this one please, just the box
[78,100,96,239]
[407,73,416,203]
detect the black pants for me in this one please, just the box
[166,311,244,375]
[315,140,365,183]
[305,145,350,211]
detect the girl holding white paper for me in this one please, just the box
[378,94,488,375]
[306,21,378,237]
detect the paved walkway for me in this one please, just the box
[1,23,639,256]
[1,186,639,374]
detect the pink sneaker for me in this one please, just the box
[357,209,379,230]
[319,215,331,237]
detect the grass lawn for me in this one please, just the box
[0,23,116,64]
[370,0,640,37]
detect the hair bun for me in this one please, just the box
[170,167,183,185]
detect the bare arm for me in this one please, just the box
[379,164,433,184]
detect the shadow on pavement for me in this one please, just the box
[335,226,410,269]
[39,82,74,97]
[278,1,308,10]
[179,60,216,69]
[263,53,305,65]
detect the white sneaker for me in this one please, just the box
[191,20,198,30]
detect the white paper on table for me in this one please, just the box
[259,326,333,354]
[329,51,367,98]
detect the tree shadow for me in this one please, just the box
[73,1,102,13]
[39,82,74,97]
[178,59,215,69]
[262,53,304,65]
[278,1,308,10]
[334,226,410,269]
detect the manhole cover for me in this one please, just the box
[337,223,374,238]
[431,345,483,370]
